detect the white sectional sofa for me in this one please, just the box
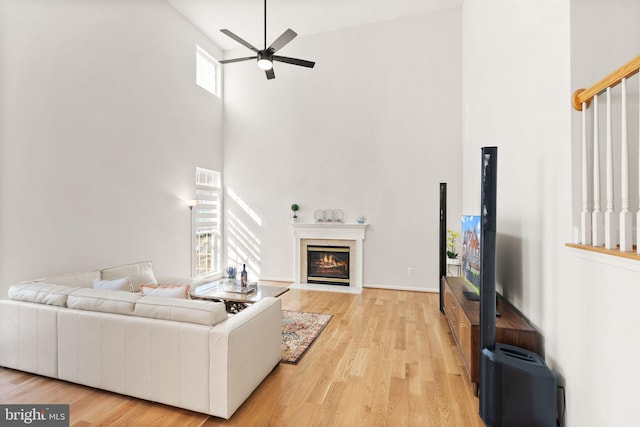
[0,261,283,419]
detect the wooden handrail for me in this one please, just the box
[572,55,640,111]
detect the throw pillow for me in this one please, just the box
[140,284,191,299]
[92,277,132,292]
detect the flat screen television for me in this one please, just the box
[461,214,481,299]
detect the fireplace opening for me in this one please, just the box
[307,245,350,286]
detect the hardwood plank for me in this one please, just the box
[0,286,484,426]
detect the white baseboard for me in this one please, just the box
[289,283,362,294]
[258,276,294,283]
[364,283,438,293]
[258,277,439,294]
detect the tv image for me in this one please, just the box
[461,215,481,300]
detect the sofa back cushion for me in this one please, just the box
[34,270,100,288]
[101,261,157,292]
[8,282,76,307]
[67,288,141,316]
[134,296,227,326]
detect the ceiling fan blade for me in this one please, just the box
[220,29,259,52]
[265,68,275,80]
[273,55,315,68]
[219,56,257,64]
[268,29,297,53]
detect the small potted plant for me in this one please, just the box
[446,229,459,259]
[291,203,299,222]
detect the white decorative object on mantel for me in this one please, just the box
[291,222,368,289]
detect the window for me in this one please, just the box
[194,167,222,276]
[196,45,219,96]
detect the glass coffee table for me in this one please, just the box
[191,280,289,313]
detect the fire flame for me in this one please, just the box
[318,254,347,270]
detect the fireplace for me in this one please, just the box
[291,223,368,289]
[307,246,350,286]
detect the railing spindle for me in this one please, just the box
[592,94,603,246]
[620,78,632,251]
[604,87,617,249]
[581,102,592,244]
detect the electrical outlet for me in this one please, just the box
[407,267,414,275]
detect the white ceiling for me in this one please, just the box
[168,0,462,52]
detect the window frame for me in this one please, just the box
[196,45,220,97]
[193,167,222,277]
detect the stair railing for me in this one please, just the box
[572,55,640,253]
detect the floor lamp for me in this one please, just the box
[186,199,198,277]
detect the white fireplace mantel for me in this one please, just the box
[291,222,368,288]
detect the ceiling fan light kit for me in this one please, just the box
[257,52,273,70]
[219,0,315,80]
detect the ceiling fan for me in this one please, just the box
[219,0,315,80]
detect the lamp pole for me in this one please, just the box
[186,200,198,277]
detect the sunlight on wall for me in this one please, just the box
[226,187,262,281]
[227,187,262,226]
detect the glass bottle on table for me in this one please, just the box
[240,264,247,287]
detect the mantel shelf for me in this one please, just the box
[290,222,368,229]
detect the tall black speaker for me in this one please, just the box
[477,147,557,427]
[439,183,447,314]
[479,147,497,353]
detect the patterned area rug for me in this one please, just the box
[281,310,333,364]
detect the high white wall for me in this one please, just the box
[462,0,572,314]
[463,1,640,426]
[223,7,462,290]
[0,0,223,296]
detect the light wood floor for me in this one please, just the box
[0,284,484,426]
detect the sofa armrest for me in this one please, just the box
[208,297,282,419]
[0,299,59,378]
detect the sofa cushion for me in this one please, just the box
[8,282,76,307]
[101,261,157,292]
[93,277,132,292]
[67,288,141,316]
[140,284,190,299]
[134,296,227,326]
[33,270,100,288]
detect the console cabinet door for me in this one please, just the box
[444,283,458,333]
[458,313,472,375]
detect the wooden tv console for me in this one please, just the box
[442,276,539,394]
